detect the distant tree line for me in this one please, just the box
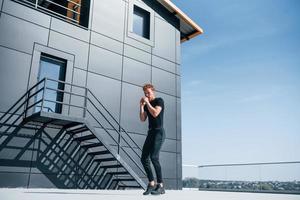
[182,177,200,188]
[182,177,300,193]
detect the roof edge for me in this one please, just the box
[157,0,204,42]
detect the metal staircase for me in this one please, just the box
[0,77,146,189]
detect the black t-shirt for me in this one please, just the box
[144,97,164,129]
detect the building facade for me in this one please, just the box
[0,0,202,189]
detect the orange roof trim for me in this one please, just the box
[157,0,204,42]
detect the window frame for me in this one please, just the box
[27,44,74,117]
[36,53,67,114]
[127,0,154,46]
[133,5,150,39]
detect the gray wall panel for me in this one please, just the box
[0,47,31,113]
[161,151,177,178]
[2,0,51,27]
[0,147,32,162]
[94,128,119,147]
[176,98,181,141]
[176,64,181,76]
[0,113,23,128]
[162,138,177,153]
[124,44,151,65]
[48,31,89,70]
[92,0,125,41]
[91,31,123,55]
[0,0,3,11]
[163,178,178,189]
[177,140,181,153]
[177,153,182,186]
[69,68,87,117]
[152,67,176,96]
[69,87,85,117]
[72,68,87,87]
[51,18,90,42]
[119,147,145,177]
[120,83,148,134]
[153,17,176,62]
[87,73,121,125]
[152,55,176,74]
[0,136,34,159]
[0,13,48,54]
[122,57,151,86]
[176,29,181,64]
[156,92,177,139]
[120,132,145,150]
[28,173,76,188]
[89,45,123,80]
[0,172,29,188]
[31,133,80,175]
[176,75,181,97]
[0,166,30,173]
[124,37,152,53]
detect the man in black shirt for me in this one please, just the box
[139,83,166,195]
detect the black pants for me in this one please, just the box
[141,128,165,183]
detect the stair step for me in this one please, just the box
[94,157,116,162]
[101,164,123,169]
[113,178,135,182]
[70,126,89,134]
[63,122,82,129]
[88,150,110,155]
[107,171,129,175]
[81,143,103,149]
[118,185,141,188]
[74,134,96,141]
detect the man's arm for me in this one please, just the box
[140,99,147,122]
[145,102,162,118]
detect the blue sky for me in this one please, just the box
[172,0,300,179]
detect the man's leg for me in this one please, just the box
[150,129,166,195]
[141,134,156,195]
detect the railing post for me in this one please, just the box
[117,126,121,154]
[83,88,88,118]
[41,78,47,112]
[35,0,38,8]
[24,89,30,119]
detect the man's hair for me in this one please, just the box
[143,83,155,91]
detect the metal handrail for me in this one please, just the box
[12,0,83,25]
[86,96,143,163]
[1,77,146,176]
[25,77,145,175]
[183,161,300,194]
[35,105,54,113]
[43,80,144,171]
[44,0,81,15]
[1,76,147,186]
[0,78,45,126]
[45,77,143,154]
[87,89,143,152]
[184,161,300,168]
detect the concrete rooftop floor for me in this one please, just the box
[1,189,300,200]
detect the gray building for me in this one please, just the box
[0,0,202,190]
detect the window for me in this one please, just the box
[133,5,150,39]
[35,54,67,113]
[127,1,154,46]
[17,0,91,28]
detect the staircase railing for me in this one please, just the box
[0,78,46,132]
[15,77,146,177]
